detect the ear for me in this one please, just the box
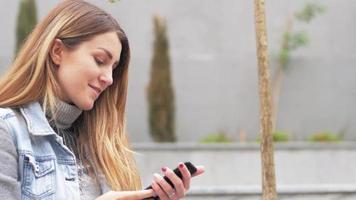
[50,38,65,66]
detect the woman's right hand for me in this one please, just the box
[95,189,155,200]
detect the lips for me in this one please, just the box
[89,84,102,96]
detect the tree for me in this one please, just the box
[147,14,176,142]
[272,3,325,130]
[254,0,278,199]
[16,0,37,54]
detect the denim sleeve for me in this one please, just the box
[0,119,21,200]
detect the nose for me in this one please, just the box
[99,68,113,87]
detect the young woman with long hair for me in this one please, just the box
[0,0,204,199]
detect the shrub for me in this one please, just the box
[200,131,233,144]
[16,0,37,53]
[272,131,291,142]
[147,14,176,142]
[256,130,291,142]
[308,131,341,142]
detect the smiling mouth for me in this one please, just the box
[89,85,102,96]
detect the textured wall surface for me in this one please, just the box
[0,0,355,142]
[134,143,356,200]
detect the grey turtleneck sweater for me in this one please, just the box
[0,100,102,200]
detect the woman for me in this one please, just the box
[0,0,204,199]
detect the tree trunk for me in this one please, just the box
[253,0,278,199]
[272,17,293,131]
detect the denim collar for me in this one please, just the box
[20,102,112,191]
[20,102,56,136]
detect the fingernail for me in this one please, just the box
[151,181,156,189]
[153,173,160,178]
[179,163,184,168]
[161,167,167,172]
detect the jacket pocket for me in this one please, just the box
[22,154,56,199]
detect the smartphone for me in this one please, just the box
[143,162,197,200]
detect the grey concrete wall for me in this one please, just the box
[133,143,356,187]
[133,143,356,200]
[0,0,356,142]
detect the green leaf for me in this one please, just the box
[279,48,290,68]
[295,3,326,23]
[289,31,309,50]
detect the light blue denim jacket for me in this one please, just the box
[0,102,110,199]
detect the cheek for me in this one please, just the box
[60,58,97,80]
[57,63,98,95]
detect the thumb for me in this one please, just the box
[192,166,205,177]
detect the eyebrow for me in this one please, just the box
[97,47,119,66]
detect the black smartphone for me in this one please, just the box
[143,162,198,200]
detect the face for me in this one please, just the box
[51,32,122,110]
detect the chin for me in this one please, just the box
[76,100,95,110]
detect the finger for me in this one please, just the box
[192,166,205,177]
[151,180,170,200]
[177,162,191,190]
[127,189,156,200]
[113,189,155,200]
[153,173,177,199]
[162,167,185,198]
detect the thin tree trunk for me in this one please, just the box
[272,17,293,131]
[253,0,278,199]
[272,67,282,131]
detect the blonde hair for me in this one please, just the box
[0,0,141,190]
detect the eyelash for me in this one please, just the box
[94,57,104,65]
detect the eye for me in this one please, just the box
[94,57,104,65]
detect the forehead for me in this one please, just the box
[81,32,122,59]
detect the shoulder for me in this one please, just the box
[0,106,22,131]
[0,106,24,147]
[0,107,17,120]
[0,109,20,199]
[0,112,18,159]
[0,121,16,150]
[0,108,18,150]
[0,107,17,136]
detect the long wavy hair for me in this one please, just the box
[0,0,141,190]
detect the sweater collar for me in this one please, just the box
[20,100,82,136]
[45,99,82,129]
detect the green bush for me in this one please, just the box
[16,0,37,53]
[256,130,291,142]
[308,131,341,142]
[147,14,176,142]
[272,131,291,142]
[200,131,233,144]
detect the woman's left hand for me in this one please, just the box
[150,163,205,200]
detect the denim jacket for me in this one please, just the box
[0,102,110,199]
